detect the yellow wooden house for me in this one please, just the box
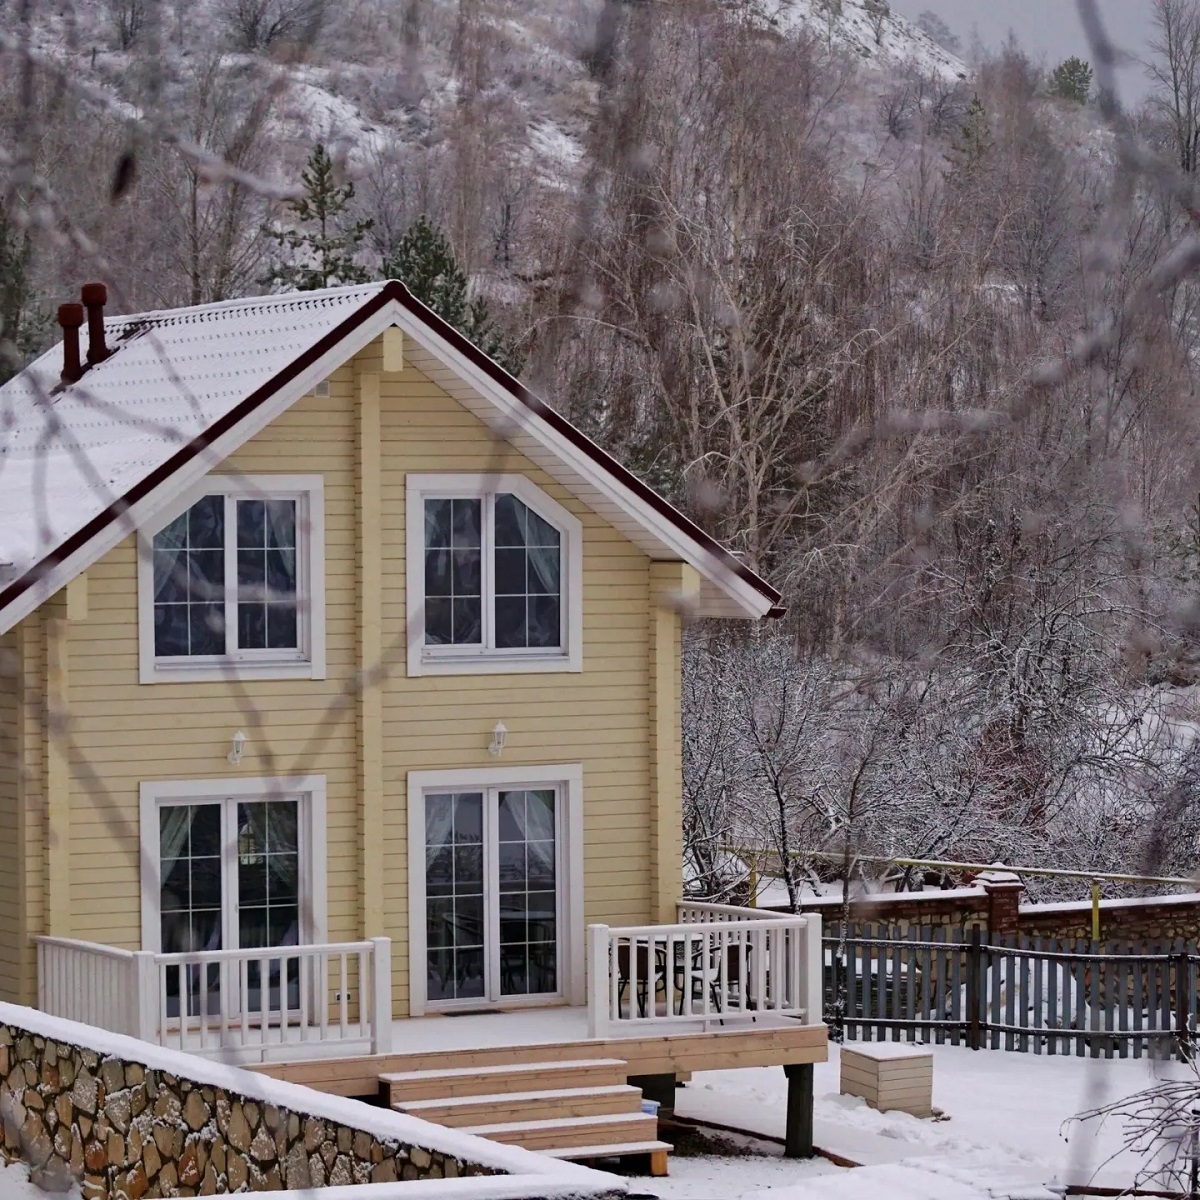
[0,281,825,1169]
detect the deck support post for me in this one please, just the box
[783,1063,814,1158]
[630,1073,677,1111]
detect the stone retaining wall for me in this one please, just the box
[1016,896,1200,945]
[0,1023,492,1198]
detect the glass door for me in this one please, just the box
[496,789,558,998]
[158,795,302,1020]
[235,799,301,1013]
[424,785,561,1008]
[159,803,224,1019]
[424,792,486,1003]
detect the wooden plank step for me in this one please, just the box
[462,1112,660,1152]
[379,1058,629,1103]
[395,1085,643,1127]
[543,1140,673,1178]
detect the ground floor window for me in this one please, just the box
[139,776,327,1019]
[408,765,584,1014]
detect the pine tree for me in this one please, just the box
[263,143,373,291]
[1048,57,1092,106]
[382,215,523,375]
[947,94,993,180]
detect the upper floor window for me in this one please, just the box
[406,475,583,676]
[138,476,325,683]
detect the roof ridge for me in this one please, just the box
[104,281,389,329]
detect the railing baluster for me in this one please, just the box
[339,954,349,1041]
[701,926,712,1021]
[358,950,368,1041]
[607,933,619,1025]
[219,957,230,1049]
[719,927,729,1015]
[200,956,211,1053]
[318,952,328,1037]
[158,961,171,1052]
[299,951,310,1042]
[258,956,269,1051]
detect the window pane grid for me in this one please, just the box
[422,491,564,655]
[159,803,224,1019]
[425,792,485,1002]
[497,789,557,998]
[158,796,304,1017]
[236,498,300,653]
[153,489,308,662]
[152,496,226,658]
[425,499,482,647]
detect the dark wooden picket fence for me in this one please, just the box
[822,924,1200,1059]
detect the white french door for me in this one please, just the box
[156,794,303,1019]
[424,785,562,1008]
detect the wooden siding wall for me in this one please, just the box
[61,364,361,952]
[374,349,652,1014]
[17,339,660,1018]
[0,630,20,1001]
[2,615,46,1005]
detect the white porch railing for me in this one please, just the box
[36,937,393,1061]
[36,937,143,1035]
[586,911,822,1038]
[677,900,791,924]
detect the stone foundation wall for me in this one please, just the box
[0,1023,494,1198]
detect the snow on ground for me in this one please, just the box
[0,1160,81,1200]
[745,1160,1061,1200]
[628,1042,1190,1198]
[630,1152,840,1199]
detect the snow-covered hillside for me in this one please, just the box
[747,0,967,80]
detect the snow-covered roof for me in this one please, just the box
[0,280,783,631]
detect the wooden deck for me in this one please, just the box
[249,1007,827,1173]
[252,1008,828,1097]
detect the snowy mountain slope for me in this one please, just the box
[747,0,967,80]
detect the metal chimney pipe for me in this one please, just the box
[57,303,85,384]
[80,282,111,366]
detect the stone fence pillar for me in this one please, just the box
[977,865,1024,936]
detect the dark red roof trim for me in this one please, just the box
[0,281,783,618]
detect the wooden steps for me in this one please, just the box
[544,1141,673,1178]
[397,1085,643,1126]
[380,1058,629,1103]
[464,1111,661,1151]
[380,1055,672,1175]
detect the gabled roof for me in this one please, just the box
[0,280,783,630]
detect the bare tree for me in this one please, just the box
[143,57,277,307]
[106,0,147,50]
[1147,0,1200,175]
[864,0,889,48]
[878,81,914,138]
[218,0,327,53]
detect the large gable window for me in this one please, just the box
[407,475,582,676]
[138,476,325,683]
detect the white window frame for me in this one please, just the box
[138,774,328,953]
[406,473,583,677]
[137,474,326,684]
[406,763,585,1017]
